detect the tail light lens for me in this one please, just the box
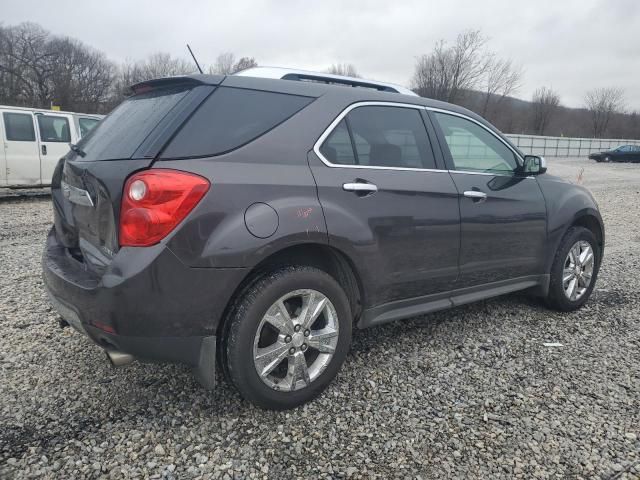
[119,169,210,247]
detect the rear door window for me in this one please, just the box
[3,112,36,142]
[74,86,192,161]
[161,87,314,159]
[318,105,437,169]
[347,106,436,169]
[37,115,71,142]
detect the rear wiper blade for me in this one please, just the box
[70,143,86,158]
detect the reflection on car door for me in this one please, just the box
[35,113,75,185]
[309,104,461,307]
[1,110,41,186]
[429,110,547,287]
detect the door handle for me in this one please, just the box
[463,190,487,202]
[343,182,378,194]
[41,145,47,155]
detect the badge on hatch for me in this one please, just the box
[61,181,94,207]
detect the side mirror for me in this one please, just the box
[522,155,547,175]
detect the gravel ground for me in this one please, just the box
[0,188,50,202]
[1,157,638,479]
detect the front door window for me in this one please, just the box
[433,112,519,175]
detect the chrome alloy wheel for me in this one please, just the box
[563,240,595,301]
[252,289,339,391]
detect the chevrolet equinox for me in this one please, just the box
[43,70,604,409]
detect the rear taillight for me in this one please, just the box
[119,169,210,247]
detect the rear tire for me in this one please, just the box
[224,266,352,409]
[546,227,600,311]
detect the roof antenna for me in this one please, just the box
[187,44,203,74]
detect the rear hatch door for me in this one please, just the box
[52,77,218,272]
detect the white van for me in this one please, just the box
[0,106,103,187]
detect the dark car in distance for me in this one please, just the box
[588,144,640,162]
[43,69,604,409]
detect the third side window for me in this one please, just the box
[319,119,356,165]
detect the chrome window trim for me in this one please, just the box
[312,101,448,173]
[313,101,533,178]
[425,107,525,166]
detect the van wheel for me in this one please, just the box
[224,266,352,409]
[546,227,600,311]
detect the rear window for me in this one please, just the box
[74,86,191,161]
[160,87,314,159]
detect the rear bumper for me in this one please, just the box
[42,227,248,384]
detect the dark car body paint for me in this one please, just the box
[589,148,640,163]
[535,174,604,272]
[43,73,604,381]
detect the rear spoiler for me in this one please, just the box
[130,74,224,94]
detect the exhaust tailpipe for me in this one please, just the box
[106,350,135,367]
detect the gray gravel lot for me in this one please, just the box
[1,157,639,479]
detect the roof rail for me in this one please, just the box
[235,67,418,96]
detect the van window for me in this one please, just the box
[161,87,314,159]
[79,117,99,137]
[3,112,36,142]
[37,115,71,142]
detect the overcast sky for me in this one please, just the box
[4,0,640,109]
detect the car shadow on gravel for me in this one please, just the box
[3,285,633,465]
[88,292,546,418]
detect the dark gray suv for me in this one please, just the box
[43,72,604,409]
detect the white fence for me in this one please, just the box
[505,134,640,157]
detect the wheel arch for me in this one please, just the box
[572,212,604,250]
[545,208,604,274]
[216,242,364,341]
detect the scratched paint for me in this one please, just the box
[297,207,313,218]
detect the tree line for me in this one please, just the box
[0,22,258,113]
[410,30,635,139]
[0,22,637,139]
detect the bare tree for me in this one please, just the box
[108,53,193,105]
[210,52,236,75]
[326,63,360,77]
[48,37,115,112]
[232,56,257,73]
[531,87,560,135]
[0,22,115,111]
[0,22,57,107]
[412,30,488,103]
[480,56,522,119]
[584,87,625,137]
[136,52,193,80]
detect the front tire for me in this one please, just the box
[604,155,612,163]
[546,227,600,311]
[224,266,352,409]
